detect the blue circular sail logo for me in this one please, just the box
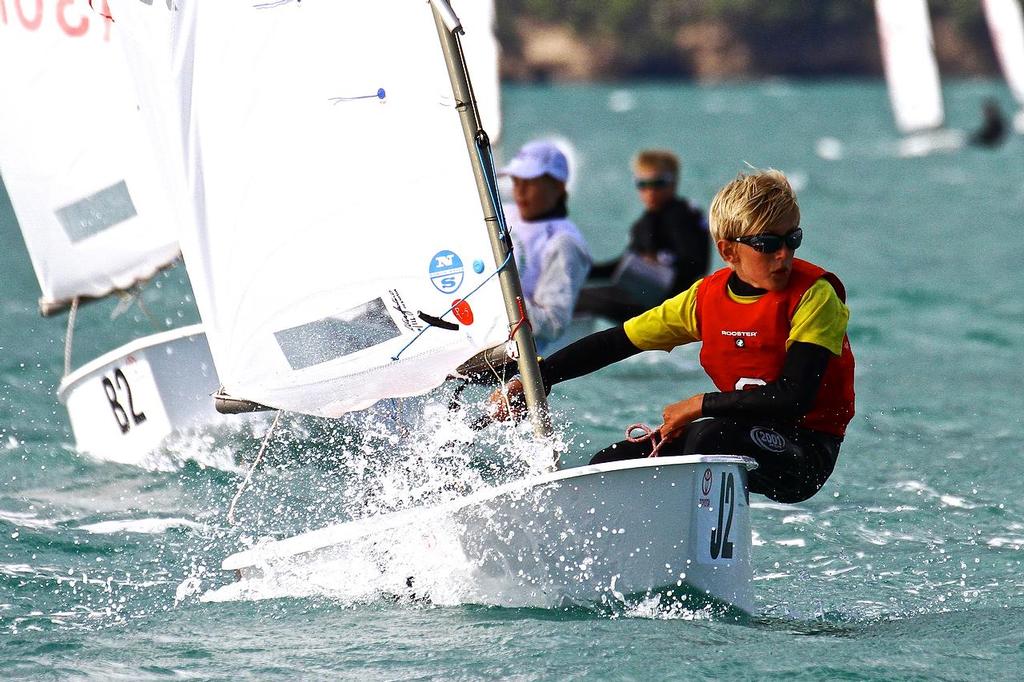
[429,250,464,294]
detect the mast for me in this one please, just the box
[428,0,552,439]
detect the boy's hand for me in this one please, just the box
[658,394,704,442]
[487,377,526,422]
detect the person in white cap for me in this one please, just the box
[500,139,591,354]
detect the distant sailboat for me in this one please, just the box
[0,3,250,466]
[110,0,757,611]
[875,0,964,156]
[982,0,1024,133]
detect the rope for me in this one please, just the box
[507,296,532,340]
[474,136,510,243]
[63,297,79,378]
[227,410,282,525]
[390,250,513,361]
[626,423,665,458]
[134,289,161,332]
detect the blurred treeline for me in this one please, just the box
[493,0,998,80]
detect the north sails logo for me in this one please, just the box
[750,427,787,453]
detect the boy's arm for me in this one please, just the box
[538,326,643,390]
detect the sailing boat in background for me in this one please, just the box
[875,0,965,156]
[109,0,757,611]
[0,2,251,466]
[983,0,1024,133]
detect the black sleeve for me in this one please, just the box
[700,341,831,421]
[628,214,658,255]
[668,206,711,293]
[587,258,621,281]
[539,326,643,391]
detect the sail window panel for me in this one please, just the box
[274,298,401,371]
[55,180,139,243]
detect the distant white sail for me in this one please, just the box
[983,0,1024,106]
[0,4,180,315]
[109,1,509,418]
[875,0,944,134]
[458,0,502,143]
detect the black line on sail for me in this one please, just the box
[418,312,459,331]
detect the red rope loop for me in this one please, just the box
[626,423,664,458]
[507,296,532,341]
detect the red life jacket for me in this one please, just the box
[694,258,855,436]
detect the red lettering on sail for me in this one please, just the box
[15,0,43,30]
[1,0,110,39]
[57,0,88,37]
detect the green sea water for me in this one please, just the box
[2,80,1023,679]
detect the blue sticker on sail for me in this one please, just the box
[429,250,464,294]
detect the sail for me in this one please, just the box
[108,1,509,418]
[0,1,180,316]
[983,0,1024,106]
[457,0,502,143]
[875,0,944,134]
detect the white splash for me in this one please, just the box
[174,576,204,604]
[774,538,806,548]
[0,510,61,530]
[607,89,636,113]
[78,517,208,535]
[816,136,844,161]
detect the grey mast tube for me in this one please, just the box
[428,0,552,439]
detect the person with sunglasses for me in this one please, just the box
[492,169,855,504]
[576,149,710,322]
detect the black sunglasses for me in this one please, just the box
[635,176,673,190]
[731,228,803,253]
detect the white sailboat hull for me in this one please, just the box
[222,455,758,612]
[58,324,243,465]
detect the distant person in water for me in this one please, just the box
[970,98,1007,148]
[493,169,855,504]
[499,140,591,354]
[575,149,710,322]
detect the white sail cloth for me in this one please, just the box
[983,0,1024,109]
[875,0,944,134]
[457,0,502,143]
[109,0,508,418]
[0,3,179,314]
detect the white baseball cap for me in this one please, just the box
[499,140,569,183]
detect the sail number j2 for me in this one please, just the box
[102,368,147,435]
[709,471,736,560]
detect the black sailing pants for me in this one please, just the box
[590,418,841,504]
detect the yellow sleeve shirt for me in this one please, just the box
[624,276,849,355]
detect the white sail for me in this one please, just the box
[984,0,1024,106]
[457,0,502,143]
[0,2,180,315]
[109,1,509,418]
[875,0,944,134]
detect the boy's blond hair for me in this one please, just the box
[709,169,800,241]
[632,149,679,179]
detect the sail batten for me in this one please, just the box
[110,1,508,418]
